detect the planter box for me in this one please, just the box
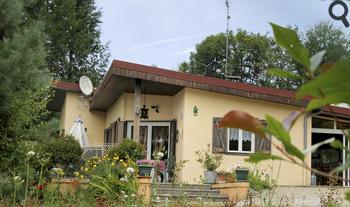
[138,165,153,177]
[235,169,249,182]
[212,182,249,202]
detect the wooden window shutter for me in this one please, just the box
[104,128,108,144]
[212,117,227,153]
[116,121,126,145]
[255,121,271,154]
[168,119,177,176]
[111,122,117,144]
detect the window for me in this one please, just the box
[312,117,334,129]
[227,128,255,153]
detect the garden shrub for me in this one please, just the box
[109,139,145,161]
[78,155,144,206]
[44,135,83,172]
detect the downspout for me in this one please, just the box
[303,113,308,186]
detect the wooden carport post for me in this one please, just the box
[133,79,141,143]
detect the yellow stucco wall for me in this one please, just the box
[180,88,312,186]
[60,92,106,145]
[106,93,179,125]
[60,87,312,186]
[106,94,127,127]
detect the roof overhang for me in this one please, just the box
[50,60,350,119]
[47,81,81,112]
[90,60,308,111]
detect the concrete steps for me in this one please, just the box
[152,183,228,205]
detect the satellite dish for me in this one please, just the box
[79,76,93,96]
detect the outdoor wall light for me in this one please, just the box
[140,105,149,119]
[193,106,199,116]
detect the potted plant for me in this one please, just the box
[225,171,236,183]
[216,170,227,183]
[195,144,223,184]
[233,161,249,182]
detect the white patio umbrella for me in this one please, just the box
[69,116,90,148]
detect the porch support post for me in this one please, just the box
[133,79,141,143]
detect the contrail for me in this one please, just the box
[124,34,202,51]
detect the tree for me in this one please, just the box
[0,0,50,171]
[304,22,350,64]
[179,22,350,90]
[24,0,109,85]
[179,30,276,86]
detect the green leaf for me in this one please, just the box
[303,137,335,155]
[267,68,302,80]
[310,50,326,72]
[297,60,350,99]
[330,140,348,152]
[245,152,283,164]
[306,92,350,111]
[265,115,305,161]
[270,23,310,69]
[331,158,350,173]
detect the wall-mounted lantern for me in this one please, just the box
[140,105,149,119]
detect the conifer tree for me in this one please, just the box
[0,0,49,171]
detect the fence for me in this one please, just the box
[63,144,115,178]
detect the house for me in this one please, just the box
[49,60,350,186]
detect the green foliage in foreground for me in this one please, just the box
[220,22,350,202]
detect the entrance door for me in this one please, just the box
[127,122,170,160]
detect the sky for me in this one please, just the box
[95,0,348,70]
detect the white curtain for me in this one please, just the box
[69,116,90,148]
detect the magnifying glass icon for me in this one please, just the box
[329,0,349,27]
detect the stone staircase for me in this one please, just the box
[152,183,228,205]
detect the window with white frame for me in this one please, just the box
[227,128,255,153]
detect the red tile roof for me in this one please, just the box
[53,60,350,117]
[53,81,80,92]
[111,60,297,99]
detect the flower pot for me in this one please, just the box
[138,165,153,177]
[216,172,227,184]
[204,171,217,184]
[235,169,249,182]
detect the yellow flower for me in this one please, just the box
[85,167,89,172]
[80,175,84,179]
[74,171,79,176]
[93,164,97,168]
[111,162,115,166]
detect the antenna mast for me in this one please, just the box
[225,0,230,79]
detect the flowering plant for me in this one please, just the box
[195,144,223,171]
[77,153,140,205]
